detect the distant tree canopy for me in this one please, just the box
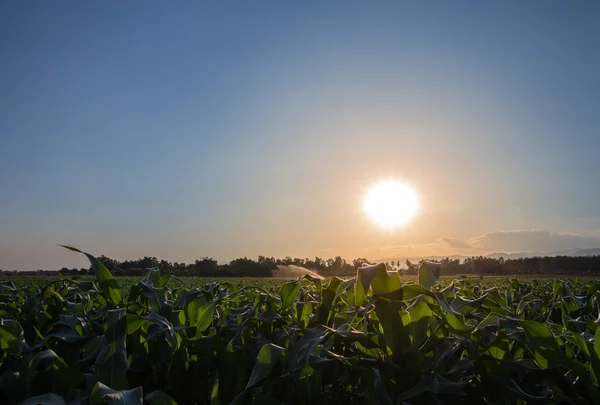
[3,254,600,278]
[433,255,600,276]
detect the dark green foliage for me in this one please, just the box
[5,253,600,278]
[3,248,600,404]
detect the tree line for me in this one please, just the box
[70,255,370,277]
[3,254,600,278]
[430,255,600,276]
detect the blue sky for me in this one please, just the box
[1,1,600,269]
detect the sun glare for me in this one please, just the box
[364,180,418,229]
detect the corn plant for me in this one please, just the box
[2,247,600,404]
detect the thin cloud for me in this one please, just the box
[365,229,600,261]
[469,229,600,252]
[439,237,475,250]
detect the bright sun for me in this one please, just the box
[363,180,418,228]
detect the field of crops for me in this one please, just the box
[0,276,287,293]
[3,248,600,404]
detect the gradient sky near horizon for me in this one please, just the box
[2,1,600,270]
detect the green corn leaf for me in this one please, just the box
[210,371,219,405]
[91,382,143,405]
[195,302,215,333]
[595,326,600,359]
[146,391,178,405]
[280,281,300,311]
[60,245,122,306]
[317,277,343,324]
[375,298,411,356]
[520,320,560,369]
[245,343,286,389]
[355,263,401,306]
[418,261,441,290]
[95,309,128,390]
[408,299,432,348]
[451,295,488,315]
[379,284,435,302]
[0,319,28,355]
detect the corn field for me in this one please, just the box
[2,247,600,404]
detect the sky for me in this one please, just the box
[1,1,600,270]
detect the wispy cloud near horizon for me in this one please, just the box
[469,229,600,253]
[439,237,480,250]
[370,229,600,260]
